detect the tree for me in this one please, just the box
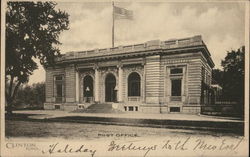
[32,82,45,107]
[212,69,223,86]
[14,82,45,109]
[5,2,69,114]
[219,46,245,116]
[221,46,244,102]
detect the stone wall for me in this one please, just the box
[186,56,202,105]
[45,67,65,103]
[145,55,161,104]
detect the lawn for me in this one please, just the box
[5,119,240,140]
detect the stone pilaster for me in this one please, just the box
[145,55,161,104]
[142,60,146,103]
[118,64,123,102]
[65,65,76,102]
[94,67,100,102]
[75,69,79,103]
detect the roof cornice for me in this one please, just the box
[53,35,215,68]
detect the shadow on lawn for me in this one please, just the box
[5,113,46,120]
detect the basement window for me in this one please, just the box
[135,106,138,111]
[124,106,139,112]
[170,107,180,112]
[128,106,134,111]
[55,105,61,110]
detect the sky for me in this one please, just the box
[28,1,246,84]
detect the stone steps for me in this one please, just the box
[82,103,122,113]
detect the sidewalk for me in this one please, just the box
[13,110,242,122]
[11,110,244,135]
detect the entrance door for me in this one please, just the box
[105,73,116,102]
[83,75,93,103]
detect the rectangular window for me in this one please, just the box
[56,84,63,97]
[54,75,64,103]
[171,79,182,96]
[55,76,63,80]
[201,67,205,82]
[170,68,183,74]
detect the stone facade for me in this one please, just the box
[44,35,214,114]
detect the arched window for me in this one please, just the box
[128,72,141,96]
[83,75,93,97]
[105,73,116,102]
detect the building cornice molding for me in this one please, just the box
[51,36,214,68]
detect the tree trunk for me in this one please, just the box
[6,78,21,116]
[6,99,13,115]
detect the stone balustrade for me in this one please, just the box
[56,35,203,62]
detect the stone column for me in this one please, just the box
[94,67,100,102]
[142,60,146,103]
[75,70,79,103]
[118,65,123,102]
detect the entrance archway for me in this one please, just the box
[105,73,116,102]
[83,75,93,102]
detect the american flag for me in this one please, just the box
[114,6,133,20]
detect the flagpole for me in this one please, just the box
[112,1,114,48]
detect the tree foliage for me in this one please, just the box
[212,46,244,102]
[211,47,244,117]
[13,82,45,109]
[212,69,223,86]
[221,46,245,102]
[5,2,69,113]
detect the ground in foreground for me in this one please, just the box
[6,120,240,140]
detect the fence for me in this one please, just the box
[201,100,243,117]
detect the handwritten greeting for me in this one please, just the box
[41,143,96,157]
[38,137,244,157]
[107,137,243,157]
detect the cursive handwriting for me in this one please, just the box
[193,137,243,151]
[162,137,190,150]
[40,137,244,157]
[219,138,243,151]
[42,143,96,157]
[108,141,157,157]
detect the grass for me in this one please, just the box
[5,117,242,140]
